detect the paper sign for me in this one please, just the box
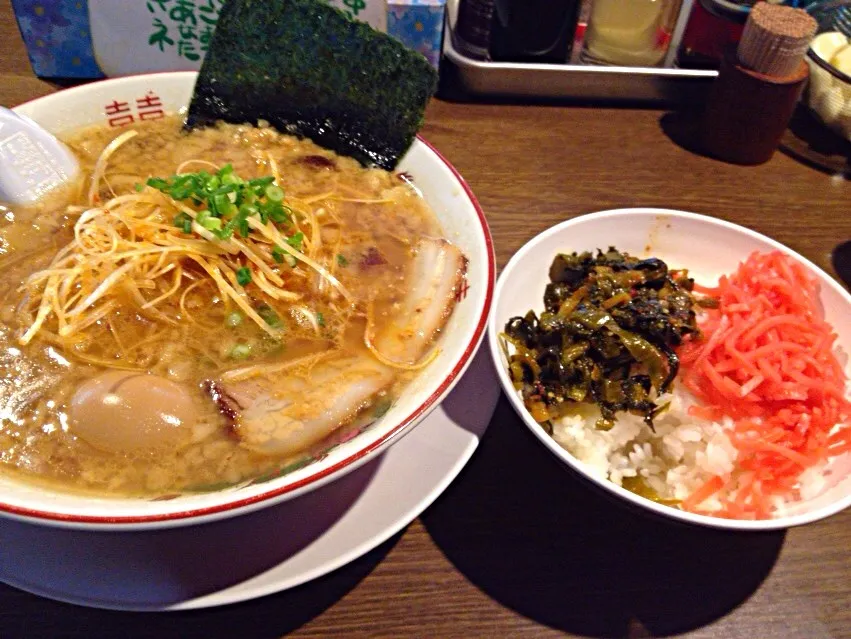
[11,0,444,78]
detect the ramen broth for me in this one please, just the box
[0,117,451,496]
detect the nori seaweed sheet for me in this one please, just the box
[185,0,438,170]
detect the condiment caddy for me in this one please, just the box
[443,0,769,103]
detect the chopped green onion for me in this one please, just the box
[271,246,297,268]
[256,303,283,328]
[265,185,284,202]
[236,267,252,286]
[134,183,144,192]
[215,225,234,240]
[286,232,304,251]
[173,212,193,234]
[202,217,222,231]
[268,203,291,224]
[225,311,243,327]
[239,203,258,218]
[249,176,275,189]
[336,254,348,267]
[212,193,233,216]
[173,212,189,226]
[146,167,289,244]
[229,343,252,359]
[316,312,325,327]
[221,214,240,238]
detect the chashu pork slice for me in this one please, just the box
[373,238,468,365]
[209,356,394,456]
[210,238,468,456]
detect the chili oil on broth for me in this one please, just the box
[0,116,446,498]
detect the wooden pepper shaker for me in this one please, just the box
[701,2,818,165]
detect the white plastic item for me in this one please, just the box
[805,30,851,141]
[0,107,79,205]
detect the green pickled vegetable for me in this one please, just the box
[502,247,699,428]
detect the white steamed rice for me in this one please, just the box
[551,388,739,512]
[549,386,840,515]
[546,382,847,517]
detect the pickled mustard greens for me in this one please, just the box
[502,248,700,431]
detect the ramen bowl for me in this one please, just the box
[488,208,851,531]
[1,72,494,530]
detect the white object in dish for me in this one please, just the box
[2,71,494,530]
[488,208,851,532]
[811,31,849,63]
[806,30,851,140]
[0,348,498,611]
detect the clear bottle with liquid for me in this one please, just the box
[582,0,684,67]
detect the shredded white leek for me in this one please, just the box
[87,130,138,205]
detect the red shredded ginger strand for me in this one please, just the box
[677,250,851,519]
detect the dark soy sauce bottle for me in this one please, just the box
[488,0,582,64]
[455,0,498,60]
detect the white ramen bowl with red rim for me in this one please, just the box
[488,208,851,531]
[2,72,495,530]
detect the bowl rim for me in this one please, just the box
[699,0,753,23]
[488,207,851,531]
[807,48,851,85]
[806,1,851,85]
[2,72,496,528]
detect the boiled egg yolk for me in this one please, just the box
[68,371,196,453]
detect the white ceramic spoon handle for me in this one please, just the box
[0,106,79,205]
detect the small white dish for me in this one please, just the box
[0,348,498,611]
[4,72,494,529]
[488,208,851,531]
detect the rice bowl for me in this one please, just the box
[489,208,851,531]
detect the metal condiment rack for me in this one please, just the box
[441,0,719,105]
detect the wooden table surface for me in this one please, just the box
[1,2,850,637]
